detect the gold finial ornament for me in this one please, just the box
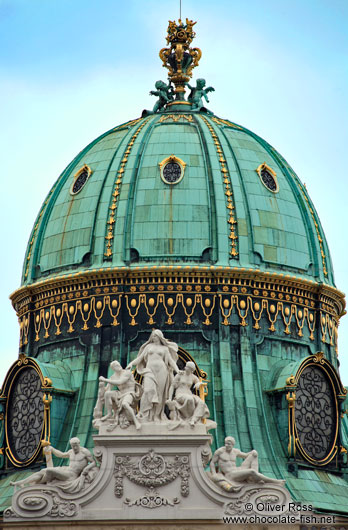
[159,18,202,99]
[286,374,296,386]
[43,377,53,387]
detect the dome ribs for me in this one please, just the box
[200,115,239,259]
[236,126,331,284]
[268,144,330,281]
[103,118,152,260]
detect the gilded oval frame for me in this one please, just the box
[256,162,279,193]
[159,155,186,185]
[70,164,93,196]
[289,352,346,467]
[1,356,52,468]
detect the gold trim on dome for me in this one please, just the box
[286,375,296,387]
[300,185,328,277]
[256,163,276,178]
[320,311,339,354]
[177,346,207,382]
[42,393,52,446]
[159,155,186,185]
[104,118,151,260]
[211,117,242,130]
[199,378,208,404]
[270,147,329,278]
[70,164,93,196]
[159,114,194,123]
[11,267,345,302]
[286,390,296,457]
[200,116,238,259]
[10,267,344,355]
[113,118,142,131]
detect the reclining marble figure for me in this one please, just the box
[97,360,142,430]
[10,438,96,491]
[166,361,210,426]
[209,436,285,492]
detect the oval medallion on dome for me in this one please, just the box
[163,161,181,183]
[256,163,279,193]
[6,367,44,464]
[159,155,186,185]
[294,364,337,462]
[70,164,92,195]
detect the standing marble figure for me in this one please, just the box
[126,329,179,421]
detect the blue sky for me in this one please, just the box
[1,0,348,383]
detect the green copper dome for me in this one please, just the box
[22,112,334,287]
[3,19,347,519]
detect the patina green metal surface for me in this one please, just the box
[2,14,346,519]
[8,110,343,511]
[3,108,346,516]
[21,112,334,287]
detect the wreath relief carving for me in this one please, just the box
[114,449,190,508]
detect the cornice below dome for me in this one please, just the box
[11,265,345,356]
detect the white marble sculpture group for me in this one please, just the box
[93,329,211,433]
[7,330,291,522]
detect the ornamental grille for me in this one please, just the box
[162,162,182,184]
[72,168,89,194]
[260,168,277,192]
[7,368,44,463]
[294,365,336,461]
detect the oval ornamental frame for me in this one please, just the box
[289,352,347,467]
[1,356,52,467]
[70,164,92,195]
[159,155,186,185]
[256,162,279,193]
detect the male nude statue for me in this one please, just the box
[210,437,284,491]
[99,360,142,430]
[11,437,95,488]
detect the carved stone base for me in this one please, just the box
[97,419,215,436]
[5,433,293,522]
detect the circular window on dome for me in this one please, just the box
[70,164,92,195]
[159,155,186,185]
[6,366,45,465]
[256,163,279,193]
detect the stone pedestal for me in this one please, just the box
[4,428,292,524]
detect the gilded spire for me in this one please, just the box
[159,18,202,100]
